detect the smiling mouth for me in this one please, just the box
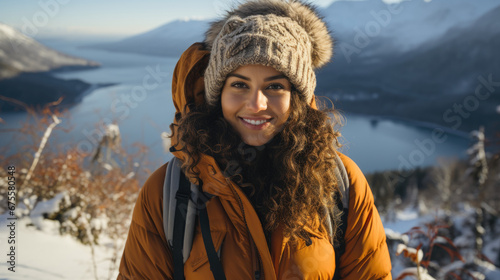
[240,117,271,126]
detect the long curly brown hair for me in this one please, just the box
[171,92,344,242]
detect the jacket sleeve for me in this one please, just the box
[338,154,392,280]
[118,163,174,280]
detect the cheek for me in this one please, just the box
[221,91,237,120]
[277,96,291,121]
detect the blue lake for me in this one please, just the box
[0,39,472,174]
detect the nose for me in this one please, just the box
[247,89,267,112]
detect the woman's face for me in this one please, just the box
[221,64,292,146]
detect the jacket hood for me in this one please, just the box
[204,0,333,69]
[171,42,210,117]
[170,43,210,155]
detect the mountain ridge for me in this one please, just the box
[0,22,100,80]
[84,19,209,58]
[0,23,108,112]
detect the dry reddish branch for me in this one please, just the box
[396,218,475,280]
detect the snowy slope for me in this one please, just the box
[0,215,121,280]
[0,23,99,79]
[374,4,500,96]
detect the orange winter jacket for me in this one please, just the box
[118,43,392,280]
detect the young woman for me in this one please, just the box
[118,0,392,279]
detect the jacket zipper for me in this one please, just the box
[251,236,262,280]
[226,178,263,280]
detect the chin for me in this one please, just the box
[243,140,267,147]
[241,134,274,147]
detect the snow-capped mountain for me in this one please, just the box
[86,19,209,57]
[325,0,500,52]
[314,3,500,137]
[0,22,99,79]
[375,4,500,97]
[315,0,500,98]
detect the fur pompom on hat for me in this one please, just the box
[203,0,333,106]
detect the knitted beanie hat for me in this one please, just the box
[203,0,333,106]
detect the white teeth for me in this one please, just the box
[243,118,267,125]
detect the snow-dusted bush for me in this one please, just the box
[393,213,500,280]
[0,107,146,246]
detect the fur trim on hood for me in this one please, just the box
[204,0,333,69]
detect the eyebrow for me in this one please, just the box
[227,73,250,81]
[264,74,288,82]
[227,73,288,82]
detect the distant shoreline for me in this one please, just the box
[0,71,115,113]
[322,91,500,139]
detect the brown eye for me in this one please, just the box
[267,83,284,90]
[231,82,248,89]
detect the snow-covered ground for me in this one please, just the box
[0,214,122,280]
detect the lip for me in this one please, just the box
[239,117,272,130]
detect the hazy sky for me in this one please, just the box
[0,0,402,39]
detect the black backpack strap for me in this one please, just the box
[333,152,349,210]
[332,152,350,280]
[332,195,349,280]
[173,170,191,280]
[200,205,227,280]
